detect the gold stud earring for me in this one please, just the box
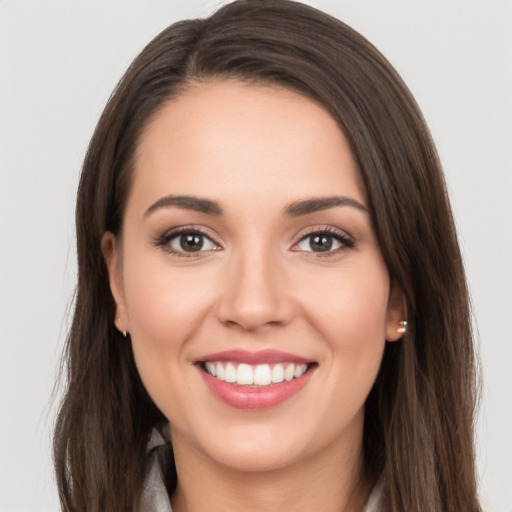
[397,320,407,334]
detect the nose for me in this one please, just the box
[215,247,295,332]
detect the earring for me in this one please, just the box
[397,320,407,334]
[116,319,128,338]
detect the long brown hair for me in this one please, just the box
[53,1,481,510]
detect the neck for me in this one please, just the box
[169,427,371,512]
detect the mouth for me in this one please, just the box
[195,350,317,409]
[199,361,313,387]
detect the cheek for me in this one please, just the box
[298,257,389,401]
[121,251,217,410]
[301,257,390,347]
[123,252,215,343]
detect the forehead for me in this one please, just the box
[130,80,366,211]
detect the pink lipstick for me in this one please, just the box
[196,350,316,409]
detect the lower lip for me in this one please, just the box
[198,366,315,410]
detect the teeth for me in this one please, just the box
[237,364,253,385]
[254,364,272,386]
[225,363,237,383]
[294,364,307,378]
[271,364,284,383]
[216,362,225,381]
[284,364,295,381]
[205,362,216,377]
[204,361,309,386]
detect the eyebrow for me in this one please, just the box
[284,196,369,217]
[144,194,368,218]
[145,195,223,217]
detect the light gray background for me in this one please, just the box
[1,1,511,511]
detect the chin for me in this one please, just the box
[171,418,314,474]
[207,437,307,474]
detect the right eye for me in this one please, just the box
[154,227,221,257]
[168,231,218,253]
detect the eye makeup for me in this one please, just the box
[152,222,355,259]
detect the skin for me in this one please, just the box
[103,80,405,512]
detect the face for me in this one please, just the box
[103,80,404,475]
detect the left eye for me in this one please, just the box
[168,232,217,253]
[296,233,348,253]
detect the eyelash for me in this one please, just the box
[292,226,355,257]
[153,225,354,258]
[153,226,220,258]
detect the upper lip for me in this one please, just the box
[195,349,313,365]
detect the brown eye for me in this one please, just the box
[309,234,333,252]
[168,231,217,253]
[294,229,354,254]
[179,234,204,252]
[297,233,341,253]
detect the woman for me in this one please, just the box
[53,1,481,510]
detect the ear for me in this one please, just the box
[101,231,129,335]
[385,280,407,342]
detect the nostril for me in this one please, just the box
[214,256,296,331]
[216,292,295,331]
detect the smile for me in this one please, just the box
[202,361,309,387]
[196,350,317,409]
